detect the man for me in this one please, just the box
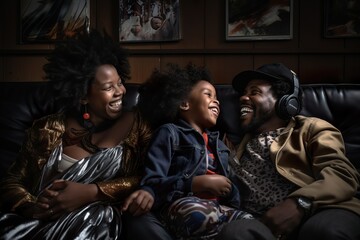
[217,63,360,240]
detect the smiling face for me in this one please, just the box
[83,64,126,126]
[180,80,220,133]
[239,79,285,133]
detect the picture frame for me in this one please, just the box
[324,0,360,38]
[19,0,90,43]
[226,0,293,41]
[119,0,181,42]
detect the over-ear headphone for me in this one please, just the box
[276,70,301,119]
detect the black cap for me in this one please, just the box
[232,63,294,93]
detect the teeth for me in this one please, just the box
[210,107,219,116]
[240,107,253,116]
[110,100,122,107]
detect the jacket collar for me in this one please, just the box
[235,117,296,160]
[175,119,220,138]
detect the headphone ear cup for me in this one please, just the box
[276,94,300,119]
[276,95,289,119]
[286,96,300,117]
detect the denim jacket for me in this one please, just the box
[140,119,241,210]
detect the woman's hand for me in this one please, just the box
[192,174,232,196]
[17,202,50,220]
[34,180,100,220]
[121,189,154,216]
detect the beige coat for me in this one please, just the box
[233,115,360,216]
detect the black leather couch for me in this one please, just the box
[1,82,360,181]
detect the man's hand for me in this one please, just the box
[261,198,304,239]
[121,190,154,216]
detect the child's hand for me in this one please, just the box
[192,174,232,196]
[121,189,154,216]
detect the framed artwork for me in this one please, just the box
[119,0,181,42]
[20,0,90,43]
[226,0,293,41]
[324,0,360,38]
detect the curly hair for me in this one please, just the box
[138,63,213,129]
[43,30,130,112]
[270,79,292,99]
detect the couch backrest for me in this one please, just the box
[302,84,360,170]
[0,82,359,179]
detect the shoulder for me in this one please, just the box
[31,113,66,133]
[26,113,65,151]
[155,123,178,134]
[294,115,341,134]
[295,115,337,128]
[149,123,180,143]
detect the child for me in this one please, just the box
[138,63,253,239]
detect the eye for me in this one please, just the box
[204,89,214,97]
[103,85,113,91]
[250,90,261,95]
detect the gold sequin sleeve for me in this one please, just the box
[96,176,141,200]
[95,109,153,201]
[0,114,65,212]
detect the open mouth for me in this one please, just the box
[210,106,220,117]
[109,99,122,111]
[240,106,253,117]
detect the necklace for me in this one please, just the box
[63,112,115,153]
[81,132,103,153]
[63,127,103,154]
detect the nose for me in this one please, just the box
[115,84,126,96]
[239,94,249,102]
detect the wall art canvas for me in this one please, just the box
[119,0,181,42]
[226,0,293,40]
[20,0,90,43]
[324,0,360,38]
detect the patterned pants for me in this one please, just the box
[163,196,253,240]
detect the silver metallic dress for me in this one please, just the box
[0,143,124,240]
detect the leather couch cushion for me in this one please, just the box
[0,82,56,176]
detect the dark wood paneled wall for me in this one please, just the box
[1,0,359,84]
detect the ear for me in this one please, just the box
[179,101,189,111]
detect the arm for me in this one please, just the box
[288,118,360,208]
[0,114,64,214]
[262,117,360,237]
[140,125,193,209]
[0,150,41,213]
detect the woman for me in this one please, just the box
[0,30,153,239]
